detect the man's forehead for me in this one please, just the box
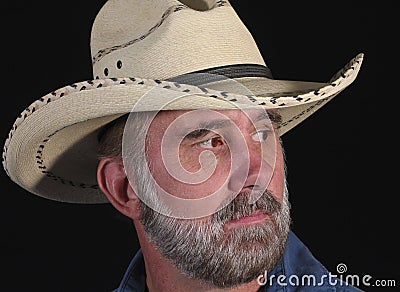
[153,109,280,124]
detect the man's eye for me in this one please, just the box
[197,136,225,149]
[252,129,271,142]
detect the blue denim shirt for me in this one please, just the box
[113,232,363,291]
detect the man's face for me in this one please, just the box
[144,109,286,218]
[128,109,291,288]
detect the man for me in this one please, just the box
[2,0,364,291]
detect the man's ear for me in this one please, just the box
[97,157,141,220]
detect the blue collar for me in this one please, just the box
[114,231,362,291]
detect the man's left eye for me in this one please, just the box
[252,129,271,142]
[197,136,225,149]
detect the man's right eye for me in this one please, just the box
[197,136,225,149]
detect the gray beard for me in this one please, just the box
[139,185,291,288]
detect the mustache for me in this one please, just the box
[213,190,282,224]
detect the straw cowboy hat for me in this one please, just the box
[2,0,363,204]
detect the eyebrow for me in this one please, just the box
[254,110,282,125]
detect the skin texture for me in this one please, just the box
[145,110,284,204]
[97,109,287,291]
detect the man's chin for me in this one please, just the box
[172,227,290,289]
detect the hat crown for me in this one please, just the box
[90,0,266,80]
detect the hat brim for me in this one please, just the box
[2,53,363,203]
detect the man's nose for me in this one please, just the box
[227,138,274,193]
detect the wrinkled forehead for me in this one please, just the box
[151,108,281,129]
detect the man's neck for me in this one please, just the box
[134,222,262,292]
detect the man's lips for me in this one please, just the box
[224,210,268,230]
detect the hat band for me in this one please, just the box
[168,64,273,86]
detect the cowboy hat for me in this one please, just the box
[2,0,363,203]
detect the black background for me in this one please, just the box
[1,1,395,291]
